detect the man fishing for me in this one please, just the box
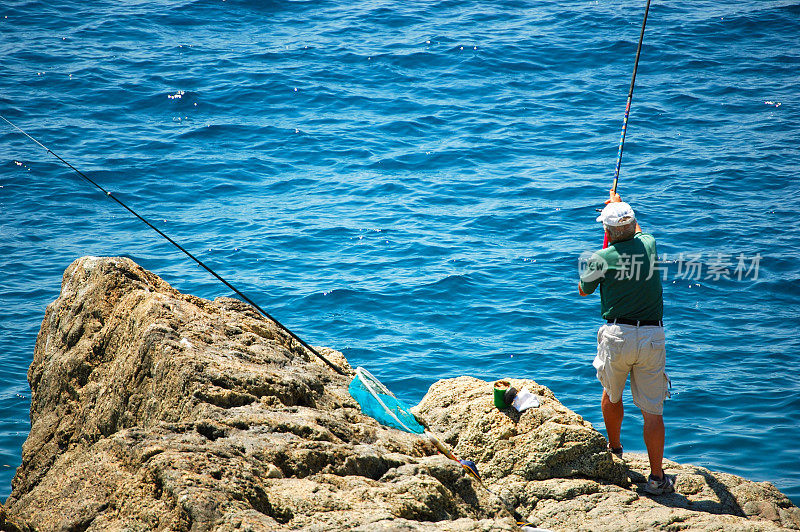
[578,190,675,495]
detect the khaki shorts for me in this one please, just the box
[593,323,671,415]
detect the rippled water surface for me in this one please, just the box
[1,0,799,504]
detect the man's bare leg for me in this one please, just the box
[601,390,624,449]
[642,410,665,478]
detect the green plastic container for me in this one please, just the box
[493,380,510,409]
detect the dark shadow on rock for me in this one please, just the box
[626,467,746,518]
[498,407,521,424]
[692,469,746,517]
[627,468,647,484]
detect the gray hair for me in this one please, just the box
[604,218,637,243]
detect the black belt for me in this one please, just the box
[607,318,663,327]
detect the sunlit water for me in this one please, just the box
[1,0,798,504]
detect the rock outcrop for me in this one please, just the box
[1,257,511,531]
[414,378,800,531]
[2,256,798,531]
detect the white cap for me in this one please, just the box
[596,202,636,227]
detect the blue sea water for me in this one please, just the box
[1,0,798,507]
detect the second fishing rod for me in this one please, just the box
[0,113,348,377]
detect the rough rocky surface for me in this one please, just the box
[414,377,800,531]
[2,256,798,531]
[1,257,512,531]
[413,377,628,487]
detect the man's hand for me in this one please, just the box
[605,189,622,204]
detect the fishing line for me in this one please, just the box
[0,113,347,376]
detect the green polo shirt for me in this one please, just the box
[580,232,663,321]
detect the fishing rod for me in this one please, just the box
[603,0,652,248]
[0,113,348,376]
[612,0,651,194]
